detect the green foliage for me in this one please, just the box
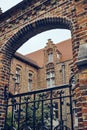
[6,112,17,130]
[6,112,12,128]
[6,95,51,129]
[20,101,50,129]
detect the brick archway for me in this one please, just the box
[0,16,72,86]
[0,0,87,129]
[0,17,73,129]
[1,17,72,56]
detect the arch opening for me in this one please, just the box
[3,17,72,57]
[17,29,71,55]
[8,17,73,95]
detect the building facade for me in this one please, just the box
[9,39,73,94]
[0,0,87,129]
[8,38,75,129]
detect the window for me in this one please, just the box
[57,53,60,60]
[48,53,53,62]
[15,68,20,84]
[56,50,61,61]
[47,48,53,63]
[46,71,55,88]
[28,73,33,91]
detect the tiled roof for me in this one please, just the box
[25,49,44,67]
[14,52,40,69]
[25,39,73,67]
[57,39,73,62]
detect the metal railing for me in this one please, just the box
[4,84,74,130]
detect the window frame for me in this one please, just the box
[28,72,33,91]
[46,70,55,88]
[15,67,21,84]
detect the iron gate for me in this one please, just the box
[4,84,74,130]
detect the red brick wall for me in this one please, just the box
[9,57,38,94]
[0,0,87,129]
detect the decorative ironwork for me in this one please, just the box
[4,84,74,130]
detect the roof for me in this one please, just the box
[25,39,73,67]
[14,52,40,69]
[25,49,44,67]
[57,39,73,62]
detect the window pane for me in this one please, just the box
[50,72,54,77]
[48,53,53,62]
[46,71,55,88]
[15,68,20,83]
[47,79,50,88]
[47,72,50,78]
[16,74,20,83]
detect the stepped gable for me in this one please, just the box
[25,39,73,67]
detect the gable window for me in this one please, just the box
[15,68,20,84]
[47,48,53,63]
[48,53,53,62]
[28,73,33,91]
[46,71,55,88]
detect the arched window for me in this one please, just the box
[28,71,33,91]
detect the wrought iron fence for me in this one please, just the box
[4,84,74,130]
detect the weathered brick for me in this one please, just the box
[0,0,87,129]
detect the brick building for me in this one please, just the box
[8,38,75,129]
[9,39,73,94]
[0,0,87,129]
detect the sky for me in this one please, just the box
[0,0,71,55]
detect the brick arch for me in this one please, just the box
[0,17,72,96]
[0,17,73,129]
[1,17,72,57]
[0,0,87,129]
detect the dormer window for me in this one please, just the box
[57,53,60,59]
[56,50,61,61]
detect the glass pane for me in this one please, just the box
[48,53,53,62]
